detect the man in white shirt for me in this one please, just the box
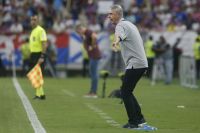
[108,4,157,131]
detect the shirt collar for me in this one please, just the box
[119,18,125,22]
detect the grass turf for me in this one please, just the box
[0,77,200,133]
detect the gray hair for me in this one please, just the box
[111,4,123,18]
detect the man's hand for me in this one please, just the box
[88,46,93,51]
[112,42,119,52]
[38,57,44,64]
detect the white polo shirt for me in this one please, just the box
[115,18,148,69]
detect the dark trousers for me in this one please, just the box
[121,68,146,125]
[21,59,30,76]
[82,58,89,77]
[29,52,45,73]
[196,59,200,79]
[146,58,154,78]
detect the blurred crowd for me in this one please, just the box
[1,0,200,34]
[1,0,200,83]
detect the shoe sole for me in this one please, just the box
[135,125,158,131]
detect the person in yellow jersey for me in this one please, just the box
[19,38,30,76]
[144,35,155,78]
[193,37,200,79]
[29,14,48,100]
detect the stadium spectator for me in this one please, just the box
[144,35,155,78]
[9,16,23,33]
[2,0,200,80]
[29,13,47,100]
[172,38,182,77]
[78,9,88,27]
[76,24,101,98]
[52,16,66,33]
[19,38,30,76]
[1,0,200,33]
[65,14,74,33]
[192,37,200,79]
[166,20,176,32]
[53,0,64,12]
[46,40,57,77]
[153,36,173,84]
[108,5,156,131]
[70,0,83,20]
[125,9,136,24]
[85,0,97,24]
[43,4,55,30]
[88,18,101,33]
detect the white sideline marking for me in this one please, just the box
[12,78,46,133]
[85,103,120,127]
[62,89,76,97]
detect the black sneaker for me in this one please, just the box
[40,95,46,100]
[122,123,138,129]
[138,118,147,126]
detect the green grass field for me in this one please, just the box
[0,77,200,133]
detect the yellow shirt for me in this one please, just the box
[167,24,176,32]
[193,42,200,60]
[29,25,47,52]
[145,40,155,58]
[20,43,30,60]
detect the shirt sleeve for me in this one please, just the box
[115,24,127,41]
[40,29,47,42]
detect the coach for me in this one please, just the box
[108,4,155,130]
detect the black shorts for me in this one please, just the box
[29,52,45,72]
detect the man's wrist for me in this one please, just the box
[40,53,46,58]
[113,41,118,45]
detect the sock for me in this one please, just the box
[39,86,45,96]
[36,88,41,97]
